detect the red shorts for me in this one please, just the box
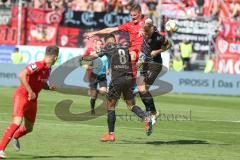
[13,93,37,123]
[129,47,141,62]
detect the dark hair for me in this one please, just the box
[46,46,59,56]
[104,34,116,42]
[130,4,141,13]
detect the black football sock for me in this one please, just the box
[107,110,116,134]
[132,105,146,120]
[139,92,156,114]
[90,98,96,110]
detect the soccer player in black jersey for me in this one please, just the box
[82,34,153,141]
[138,20,172,125]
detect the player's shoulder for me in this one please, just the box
[27,61,45,70]
[153,28,165,41]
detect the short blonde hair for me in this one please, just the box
[143,23,154,34]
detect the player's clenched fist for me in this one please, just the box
[49,85,57,91]
[28,91,36,101]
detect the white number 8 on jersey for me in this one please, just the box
[118,49,127,65]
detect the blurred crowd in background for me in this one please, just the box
[0,0,240,73]
[0,0,238,19]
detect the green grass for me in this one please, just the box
[0,87,240,160]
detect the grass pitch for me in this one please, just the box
[0,87,240,160]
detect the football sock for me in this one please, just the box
[139,92,156,114]
[132,105,146,120]
[90,98,96,110]
[107,110,116,133]
[0,123,19,151]
[13,125,28,139]
[131,61,137,85]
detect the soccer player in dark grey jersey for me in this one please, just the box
[138,21,172,125]
[82,34,153,141]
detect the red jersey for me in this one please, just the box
[118,18,146,50]
[84,47,94,57]
[16,61,51,97]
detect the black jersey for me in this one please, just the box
[98,44,132,80]
[141,28,166,63]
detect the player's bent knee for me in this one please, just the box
[13,116,23,126]
[125,101,135,111]
[139,89,148,95]
[99,88,107,95]
[130,51,137,61]
[26,127,33,133]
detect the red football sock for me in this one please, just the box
[131,61,137,85]
[0,123,19,151]
[13,125,27,139]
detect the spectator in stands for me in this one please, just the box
[145,0,160,27]
[140,2,149,16]
[204,54,214,73]
[105,0,117,12]
[87,0,94,11]
[163,0,196,17]
[171,0,188,10]
[11,48,23,65]
[210,0,220,18]
[93,0,105,12]
[49,0,64,10]
[34,0,47,9]
[71,0,89,11]
[114,0,124,13]
[230,1,240,20]
[64,0,76,10]
[195,0,205,16]
[172,54,183,72]
[179,39,192,71]
[118,0,135,14]
[0,0,10,8]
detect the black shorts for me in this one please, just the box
[89,74,107,89]
[107,77,134,101]
[140,62,162,85]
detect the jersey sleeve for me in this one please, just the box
[25,62,42,75]
[158,34,166,44]
[118,23,130,32]
[83,47,93,57]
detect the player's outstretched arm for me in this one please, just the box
[81,51,99,61]
[150,40,172,58]
[86,27,118,39]
[18,69,36,100]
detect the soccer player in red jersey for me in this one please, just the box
[0,46,59,159]
[86,4,145,83]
